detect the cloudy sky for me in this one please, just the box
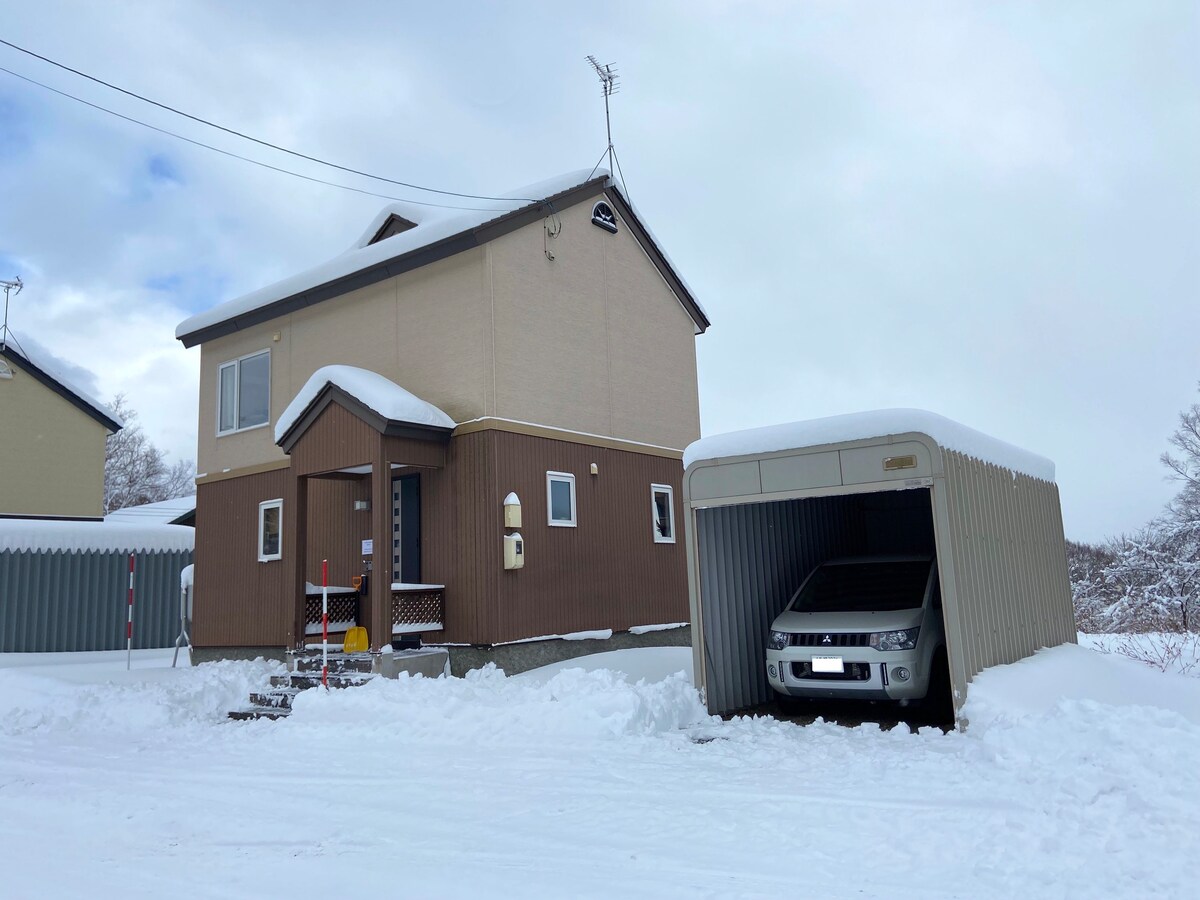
[1,1,1196,541]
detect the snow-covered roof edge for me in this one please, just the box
[274,365,455,444]
[176,168,709,344]
[0,519,195,554]
[683,409,1056,483]
[0,340,123,432]
[105,495,197,526]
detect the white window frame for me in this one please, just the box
[651,484,675,544]
[217,349,271,436]
[258,498,283,562]
[546,472,577,527]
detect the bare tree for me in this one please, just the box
[1162,382,1200,518]
[104,394,196,514]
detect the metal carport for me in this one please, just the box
[682,409,1075,726]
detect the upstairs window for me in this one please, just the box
[218,350,270,434]
[546,472,577,527]
[651,484,675,543]
[258,498,282,562]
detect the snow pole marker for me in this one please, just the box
[126,553,135,671]
[322,558,329,689]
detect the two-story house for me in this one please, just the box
[0,338,123,519]
[175,170,710,668]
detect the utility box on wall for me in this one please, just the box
[504,532,524,570]
[503,492,522,529]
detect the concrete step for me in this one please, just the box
[228,707,292,721]
[292,653,375,675]
[269,672,375,690]
[249,689,301,709]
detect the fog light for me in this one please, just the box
[893,667,910,682]
[768,664,778,679]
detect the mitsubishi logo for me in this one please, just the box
[821,634,832,645]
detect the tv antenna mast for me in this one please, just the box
[0,276,22,352]
[586,55,626,190]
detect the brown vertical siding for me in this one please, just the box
[290,402,378,476]
[435,431,499,644]
[194,468,294,647]
[306,477,371,588]
[483,430,688,644]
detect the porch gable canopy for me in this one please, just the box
[276,365,456,454]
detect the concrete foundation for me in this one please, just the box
[435,626,692,678]
[192,646,288,665]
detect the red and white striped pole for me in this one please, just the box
[126,553,135,671]
[321,558,329,689]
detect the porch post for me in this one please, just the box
[370,447,392,651]
[286,473,308,650]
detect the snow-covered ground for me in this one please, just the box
[1,641,1197,898]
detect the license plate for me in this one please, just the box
[812,656,844,674]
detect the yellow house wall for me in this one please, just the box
[0,357,109,517]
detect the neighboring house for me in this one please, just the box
[175,169,710,666]
[105,494,197,527]
[0,338,123,520]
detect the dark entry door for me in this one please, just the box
[392,474,421,584]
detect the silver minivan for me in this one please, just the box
[765,555,946,704]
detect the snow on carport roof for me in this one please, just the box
[0,519,195,554]
[684,408,1056,482]
[274,365,455,444]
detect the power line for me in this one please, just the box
[0,36,536,205]
[0,63,517,212]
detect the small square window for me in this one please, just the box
[258,499,283,562]
[651,484,675,544]
[546,472,577,527]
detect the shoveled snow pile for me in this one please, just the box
[0,518,195,553]
[274,365,455,443]
[684,408,1056,482]
[0,642,1196,898]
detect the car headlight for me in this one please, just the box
[767,630,791,651]
[869,627,920,651]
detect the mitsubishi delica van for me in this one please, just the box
[765,555,946,704]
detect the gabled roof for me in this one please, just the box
[275,365,455,452]
[0,339,123,433]
[175,169,710,347]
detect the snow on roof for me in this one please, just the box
[0,337,123,431]
[0,519,195,554]
[275,365,455,443]
[105,495,196,526]
[683,408,1056,482]
[176,169,609,340]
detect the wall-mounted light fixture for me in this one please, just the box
[590,463,599,476]
[353,499,371,511]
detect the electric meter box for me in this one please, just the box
[504,532,524,570]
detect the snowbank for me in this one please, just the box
[0,518,195,554]
[684,408,1056,482]
[517,646,693,686]
[275,365,455,443]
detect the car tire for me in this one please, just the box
[920,647,953,725]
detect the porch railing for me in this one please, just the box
[391,584,445,635]
[303,589,360,636]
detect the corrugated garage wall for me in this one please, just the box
[0,548,193,652]
[696,489,935,714]
[939,450,1076,687]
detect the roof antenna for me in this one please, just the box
[585,56,623,189]
[0,276,22,352]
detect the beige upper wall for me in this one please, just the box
[196,189,702,474]
[0,357,109,517]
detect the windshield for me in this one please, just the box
[788,560,931,613]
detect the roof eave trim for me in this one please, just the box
[178,176,613,348]
[0,346,123,433]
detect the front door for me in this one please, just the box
[391,473,421,585]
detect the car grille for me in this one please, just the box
[790,632,869,648]
[792,661,872,682]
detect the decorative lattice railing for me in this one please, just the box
[391,587,445,635]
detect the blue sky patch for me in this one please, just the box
[145,267,228,314]
[147,153,183,185]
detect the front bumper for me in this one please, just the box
[766,646,929,701]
